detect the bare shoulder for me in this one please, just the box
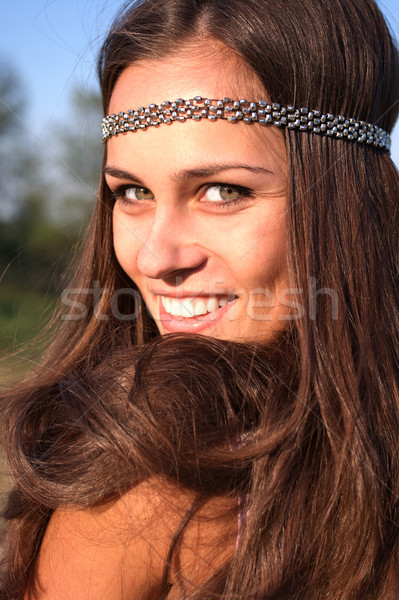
[27,480,177,600]
[26,479,236,600]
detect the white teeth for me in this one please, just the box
[171,299,180,316]
[206,297,219,313]
[194,300,208,316]
[161,296,171,313]
[182,298,194,317]
[161,295,236,318]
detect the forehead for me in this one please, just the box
[108,42,266,113]
[106,46,287,174]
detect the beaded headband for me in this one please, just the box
[101,96,391,152]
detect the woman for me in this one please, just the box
[1,0,399,598]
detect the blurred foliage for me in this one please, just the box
[0,282,57,349]
[0,58,26,137]
[0,59,102,361]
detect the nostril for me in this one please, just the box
[137,242,208,280]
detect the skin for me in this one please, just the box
[31,43,289,598]
[30,480,236,600]
[107,44,290,342]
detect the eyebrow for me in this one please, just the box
[103,162,273,184]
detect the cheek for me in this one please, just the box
[112,210,140,279]
[223,208,288,288]
[254,224,287,287]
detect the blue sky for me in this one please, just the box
[1,0,399,165]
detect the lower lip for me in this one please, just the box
[158,297,238,333]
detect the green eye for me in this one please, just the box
[205,185,241,202]
[125,187,154,201]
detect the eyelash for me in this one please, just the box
[110,183,255,209]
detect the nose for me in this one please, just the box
[136,210,207,280]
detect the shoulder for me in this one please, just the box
[26,479,236,600]
[27,480,176,600]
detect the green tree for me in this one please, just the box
[45,86,103,225]
[0,58,25,137]
[0,69,102,352]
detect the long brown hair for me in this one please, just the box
[1,0,399,598]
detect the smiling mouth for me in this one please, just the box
[160,295,238,319]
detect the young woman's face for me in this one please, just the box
[106,47,289,342]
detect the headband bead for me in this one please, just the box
[101,97,391,152]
